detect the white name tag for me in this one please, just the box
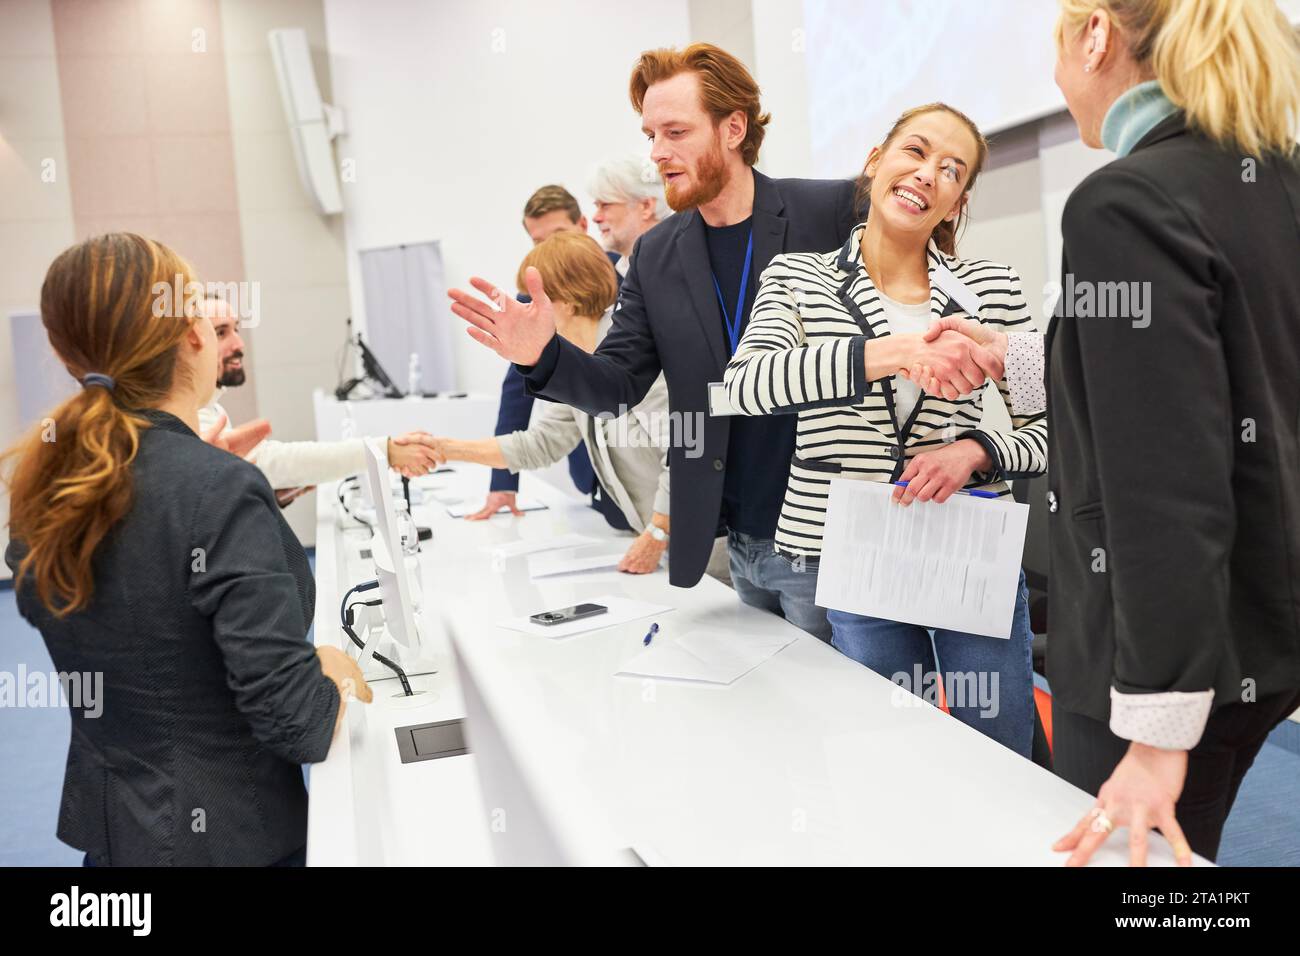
[931,262,983,317]
[708,382,740,417]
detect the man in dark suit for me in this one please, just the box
[450,45,991,639]
[455,46,850,640]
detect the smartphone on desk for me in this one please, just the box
[529,603,608,626]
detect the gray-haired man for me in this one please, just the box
[589,155,670,273]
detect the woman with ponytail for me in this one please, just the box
[1029,0,1300,865]
[3,233,371,866]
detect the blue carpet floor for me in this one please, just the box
[0,581,82,867]
[2,576,1297,866]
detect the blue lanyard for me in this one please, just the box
[711,229,754,356]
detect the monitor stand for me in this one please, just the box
[348,607,439,707]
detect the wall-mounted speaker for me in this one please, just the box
[268,27,344,216]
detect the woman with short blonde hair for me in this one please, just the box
[514,230,619,319]
[417,232,676,573]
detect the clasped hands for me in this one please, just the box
[198,409,443,483]
[387,431,447,478]
[896,317,1007,401]
[879,317,1003,506]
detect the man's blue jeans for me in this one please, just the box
[827,570,1035,758]
[727,530,832,643]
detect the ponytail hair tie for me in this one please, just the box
[81,373,116,392]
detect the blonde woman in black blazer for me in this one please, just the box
[922,0,1300,865]
[1046,0,1300,867]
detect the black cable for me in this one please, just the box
[341,622,412,696]
[338,580,412,696]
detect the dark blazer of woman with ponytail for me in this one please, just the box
[3,234,371,866]
[1044,0,1300,866]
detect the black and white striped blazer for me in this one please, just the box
[722,223,1047,558]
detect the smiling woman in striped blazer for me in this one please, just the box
[722,103,1046,757]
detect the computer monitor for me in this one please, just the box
[358,332,403,397]
[361,438,421,655]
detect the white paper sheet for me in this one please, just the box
[496,595,672,639]
[527,546,647,579]
[479,533,602,558]
[814,479,1029,639]
[445,494,548,518]
[616,627,798,685]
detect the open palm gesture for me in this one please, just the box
[448,266,557,366]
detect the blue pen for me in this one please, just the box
[642,622,659,646]
[892,481,999,499]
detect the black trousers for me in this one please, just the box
[1052,690,1300,862]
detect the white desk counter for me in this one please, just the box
[306,466,494,866]
[308,465,1202,866]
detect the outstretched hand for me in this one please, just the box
[201,413,271,458]
[448,267,557,367]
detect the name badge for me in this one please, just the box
[708,382,740,417]
[930,262,982,317]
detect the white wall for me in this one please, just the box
[751,0,812,178]
[220,0,353,547]
[799,0,1063,180]
[688,0,756,79]
[323,0,692,397]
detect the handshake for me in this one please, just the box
[386,431,448,478]
[894,317,1009,400]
